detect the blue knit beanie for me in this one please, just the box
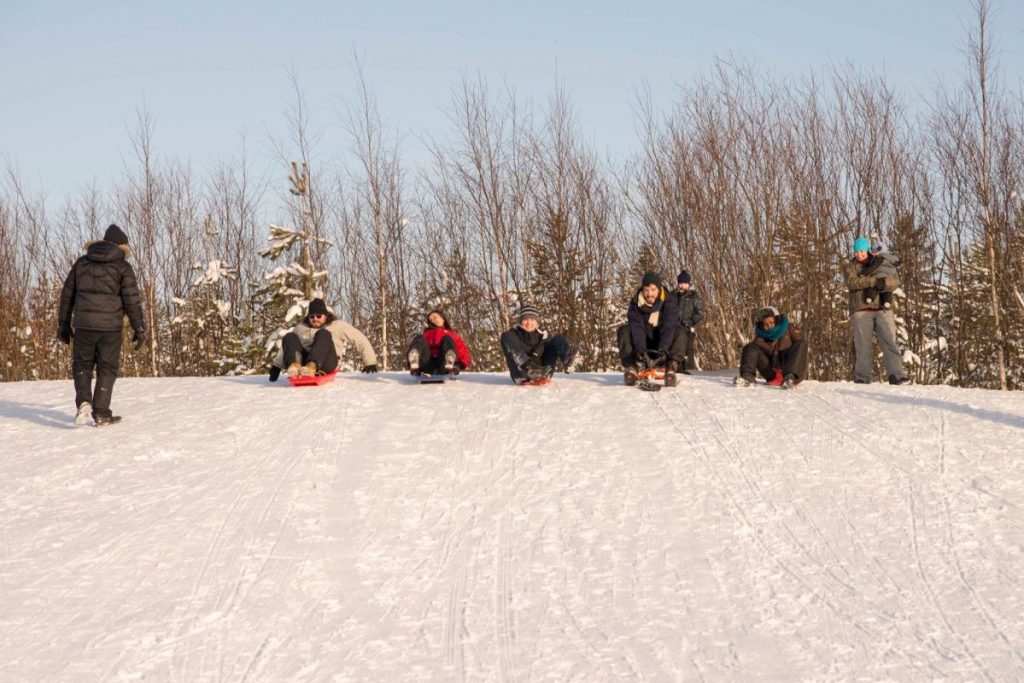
[852,237,871,253]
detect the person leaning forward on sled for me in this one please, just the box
[406,310,472,377]
[269,298,378,380]
[499,305,574,384]
[735,306,808,388]
[617,271,685,387]
[57,224,147,426]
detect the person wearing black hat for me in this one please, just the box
[733,306,807,388]
[617,271,684,386]
[57,223,146,426]
[499,304,574,384]
[269,297,378,379]
[671,270,706,374]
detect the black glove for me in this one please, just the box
[361,364,378,374]
[633,349,647,365]
[57,323,73,345]
[268,365,281,382]
[875,277,887,291]
[132,329,147,350]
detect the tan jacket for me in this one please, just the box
[273,318,377,369]
[841,257,900,314]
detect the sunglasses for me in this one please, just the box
[310,313,326,319]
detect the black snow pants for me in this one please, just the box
[72,329,122,418]
[281,329,339,373]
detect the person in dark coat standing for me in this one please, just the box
[672,270,706,374]
[406,310,472,377]
[499,304,574,384]
[57,224,146,426]
[617,271,684,385]
[734,306,807,388]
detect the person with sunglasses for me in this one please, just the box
[268,298,378,380]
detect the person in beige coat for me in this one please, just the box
[269,298,378,380]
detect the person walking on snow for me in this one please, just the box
[842,236,910,385]
[406,310,472,377]
[671,270,706,374]
[734,306,808,388]
[617,271,685,386]
[269,298,378,380]
[57,223,147,426]
[499,304,574,384]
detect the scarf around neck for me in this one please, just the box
[755,314,789,342]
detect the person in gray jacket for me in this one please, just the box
[269,298,378,379]
[672,270,706,373]
[842,236,910,385]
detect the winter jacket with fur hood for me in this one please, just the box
[58,240,145,334]
[273,315,377,369]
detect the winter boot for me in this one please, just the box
[286,362,302,378]
[888,374,911,386]
[94,414,122,427]
[623,365,639,386]
[664,360,678,387]
[75,401,92,426]
[407,349,420,375]
[300,361,318,377]
[733,375,754,387]
[444,348,457,374]
[781,374,798,389]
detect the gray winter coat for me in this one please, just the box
[273,317,377,369]
[673,289,706,329]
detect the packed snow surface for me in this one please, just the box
[2,372,1024,680]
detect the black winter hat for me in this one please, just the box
[307,298,328,317]
[641,271,662,288]
[103,224,129,246]
[677,270,692,284]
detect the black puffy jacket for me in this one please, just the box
[58,241,146,333]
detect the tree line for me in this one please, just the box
[2,3,1021,389]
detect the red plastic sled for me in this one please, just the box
[288,369,339,387]
[518,377,551,386]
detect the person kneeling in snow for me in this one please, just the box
[406,310,472,377]
[269,298,378,380]
[735,306,807,388]
[499,305,573,384]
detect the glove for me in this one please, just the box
[132,329,147,350]
[361,364,378,374]
[767,368,784,386]
[57,323,73,345]
[875,277,887,291]
[633,349,647,365]
[268,365,281,382]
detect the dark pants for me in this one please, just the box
[281,329,339,373]
[500,332,573,382]
[407,334,458,374]
[677,327,697,370]
[739,339,808,382]
[72,329,122,418]
[617,324,687,367]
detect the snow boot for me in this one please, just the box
[286,362,302,378]
[781,374,799,389]
[888,375,911,386]
[444,348,457,374]
[300,361,318,377]
[624,365,638,386]
[75,401,92,426]
[664,360,678,387]
[733,376,754,387]
[94,414,122,427]
[407,349,420,375]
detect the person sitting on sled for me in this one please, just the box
[499,304,574,384]
[617,271,685,386]
[406,310,472,377]
[734,306,807,388]
[269,298,378,380]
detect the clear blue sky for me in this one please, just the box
[2,0,1022,201]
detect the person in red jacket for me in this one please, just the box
[406,310,472,377]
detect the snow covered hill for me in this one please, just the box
[2,372,1023,681]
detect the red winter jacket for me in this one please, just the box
[423,327,472,369]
